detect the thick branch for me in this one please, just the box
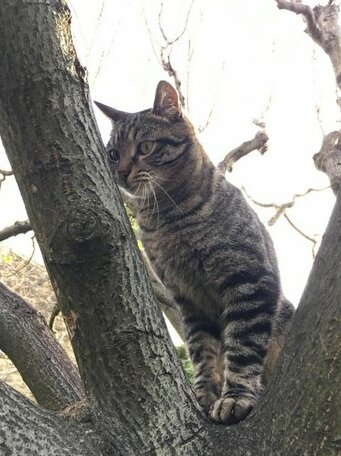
[276,1,341,90]
[0,220,32,242]
[0,1,203,452]
[314,130,341,194]
[0,282,83,410]
[0,380,106,456]
[218,131,268,173]
[276,1,323,44]
[0,1,339,454]
[255,192,341,454]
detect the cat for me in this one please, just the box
[95,81,294,425]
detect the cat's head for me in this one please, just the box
[95,81,197,202]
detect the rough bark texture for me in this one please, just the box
[0,1,204,454]
[0,0,339,454]
[0,381,98,456]
[0,282,83,410]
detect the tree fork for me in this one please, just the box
[0,0,339,454]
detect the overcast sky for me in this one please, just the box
[0,0,337,315]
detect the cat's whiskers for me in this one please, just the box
[151,178,183,214]
[148,181,160,230]
[136,182,146,214]
[145,181,151,213]
[133,182,142,199]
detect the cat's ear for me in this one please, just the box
[94,101,129,122]
[152,81,182,120]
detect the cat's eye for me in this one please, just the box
[139,141,155,155]
[108,148,120,163]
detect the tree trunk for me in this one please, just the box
[0,1,339,454]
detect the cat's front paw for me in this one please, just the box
[196,390,220,415]
[209,397,253,425]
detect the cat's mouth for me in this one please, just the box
[123,171,153,199]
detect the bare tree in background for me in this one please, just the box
[0,1,340,455]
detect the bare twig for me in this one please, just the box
[283,213,319,257]
[158,0,194,46]
[0,220,32,242]
[15,235,36,272]
[242,186,330,257]
[92,19,120,84]
[311,49,326,135]
[86,0,106,62]
[186,39,194,112]
[218,131,269,174]
[198,62,226,133]
[253,37,278,130]
[49,301,61,331]
[157,0,195,108]
[140,2,163,63]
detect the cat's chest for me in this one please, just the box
[141,225,218,296]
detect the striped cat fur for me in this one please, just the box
[95,81,294,425]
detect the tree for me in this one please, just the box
[0,0,340,455]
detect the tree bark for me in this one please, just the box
[0,0,339,454]
[0,0,204,453]
[0,282,83,410]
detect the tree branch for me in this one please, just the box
[276,2,341,192]
[276,1,341,91]
[217,131,268,173]
[0,167,14,188]
[276,0,323,44]
[0,282,83,410]
[256,192,341,454]
[0,1,202,450]
[0,168,13,177]
[0,380,106,456]
[0,220,32,242]
[313,131,341,194]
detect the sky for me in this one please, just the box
[0,0,337,321]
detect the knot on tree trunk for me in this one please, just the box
[49,208,117,264]
[67,210,100,243]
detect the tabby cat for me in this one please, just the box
[95,81,294,425]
